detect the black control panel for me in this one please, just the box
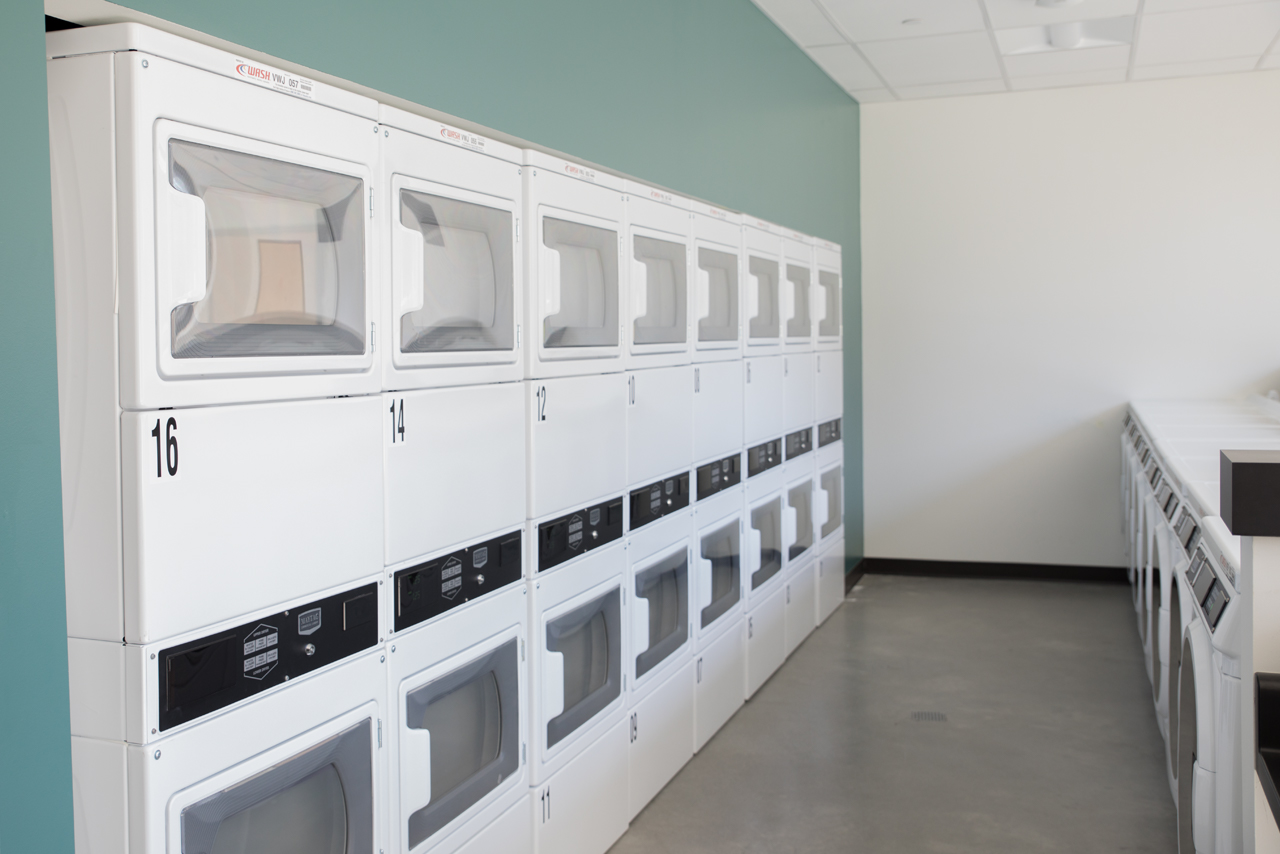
[696,454,741,501]
[158,582,379,732]
[394,530,523,633]
[785,428,812,460]
[818,418,841,447]
[747,439,782,478]
[1187,548,1231,631]
[630,473,691,532]
[1175,509,1200,552]
[539,497,624,572]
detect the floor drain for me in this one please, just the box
[911,711,947,722]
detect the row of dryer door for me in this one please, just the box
[70,496,847,854]
[48,23,844,420]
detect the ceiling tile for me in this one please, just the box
[895,79,1008,98]
[1264,51,1280,68]
[984,0,1139,29]
[1144,0,1269,12]
[1008,67,1127,89]
[807,44,885,89]
[821,0,986,42]
[1135,2,1280,66]
[752,0,845,47]
[1130,55,1259,78]
[850,88,898,102]
[859,31,1003,87]
[1003,43,1131,77]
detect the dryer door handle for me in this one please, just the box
[542,243,562,321]
[696,265,712,325]
[631,257,649,325]
[748,525,762,577]
[167,190,209,309]
[632,593,650,659]
[394,216,426,319]
[400,725,432,816]
[543,650,565,722]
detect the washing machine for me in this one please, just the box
[782,455,818,657]
[623,181,691,370]
[783,353,816,438]
[47,24,381,410]
[386,581,530,854]
[522,150,624,380]
[1151,467,1186,740]
[1175,516,1244,854]
[527,371,627,531]
[70,614,387,854]
[743,218,783,355]
[691,201,742,364]
[625,510,695,820]
[744,455,787,699]
[815,417,846,625]
[744,355,784,455]
[816,535,847,627]
[378,107,523,390]
[782,228,814,352]
[527,546,629,854]
[1163,501,1205,796]
[693,360,744,502]
[813,237,842,353]
[692,483,747,751]
[625,364,693,532]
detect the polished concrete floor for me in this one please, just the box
[610,573,1177,853]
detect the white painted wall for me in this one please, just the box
[861,71,1280,567]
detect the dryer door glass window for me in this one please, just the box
[398,191,514,353]
[785,264,811,338]
[181,719,373,854]
[818,271,840,337]
[542,217,619,348]
[697,247,738,342]
[546,588,622,746]
[788,481,814,561]
[403,639,520,848]
[635,549,689,678]
[748,256,779,340]
[168,141,366,359]
[821,464,843,539]
[700,520,741,629]
[751,497,783,589]
[632,235,687,345]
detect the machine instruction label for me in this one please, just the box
[234,59,315,100]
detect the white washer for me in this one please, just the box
[744,355,784,453]
[816,536,847,627]
[743,218,783,355]
[690,202,742,364]
[693,360,744,502]
[522,151,625,380]
[378,107,524,390]
[47,25,380,410]
[527,547,629,854]
[625,364,693,525]
[782,456,818,657]
[781,228,814,353]
[783,353,816,437]
[812,237,842,353]
[815,349,843,428]
[744,458,787,699]
[387,582,529,854]
[623,181,691,370]
[1175,517,1243,854]
[71,645,387,854]
[625,510,695,821]
[692,485,747,751]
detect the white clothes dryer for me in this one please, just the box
[1152,468,1186,739]
[815,350,843,428]
[623,181,692,369]
[816,535,847,627]
[813,237,842,353]
[744,462,787,699]
[782,447,818,654]
[378,108,524,390]
[526,371,627,524]
[71,644,387,854]
[625,364,693,520]
[744,355,785,451]
[47,24,381,411]
[387,583,528,854]
[522,151,625,380]
[527,549,629,854]
[384,382,525,569]
[783,353,816,436]
[625,510,696,821]
[693,360,744,497]
[743,218,784,355]
[815,429,845,554]
[691,202,743,364]
[785,553,818,658]
[692,485,747,751]
[781,228,814,353]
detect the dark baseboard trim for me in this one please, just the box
[845,558,866,594]
[857,557,1127,584]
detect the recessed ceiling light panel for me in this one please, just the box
[996,16,1134,55]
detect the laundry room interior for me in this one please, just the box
[4,0,1280,851]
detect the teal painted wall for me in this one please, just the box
[1,0,859,843]
[0,1,75,851]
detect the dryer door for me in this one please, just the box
[746,255,780,345]
[816,269,841,343]
[749,497,784,592]
[634,548,690,681]
[539,214,619,349]
[630,232,687,350]
[545,588,623,748]
[698,519,742,632]
[695,245,739,347]
[787,479,815,563]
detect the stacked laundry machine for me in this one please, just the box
[1122,399,1280,853]
[46,23,845,854]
